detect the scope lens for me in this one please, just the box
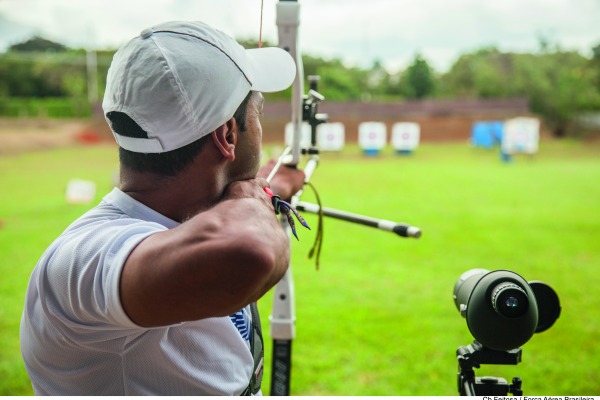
[491,282,529,318]
[505,296,519,308]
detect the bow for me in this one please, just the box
[266,0,334,395]
[267,1,306,395]
[267,1,422,395]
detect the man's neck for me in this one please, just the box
[119,167,226,222]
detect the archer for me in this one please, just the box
[20,20,305,395]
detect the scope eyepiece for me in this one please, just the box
[491,282,529,318]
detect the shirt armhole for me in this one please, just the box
[105,230,154,329]
[105,229,185,330]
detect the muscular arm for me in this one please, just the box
[119,179,289,327]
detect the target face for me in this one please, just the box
[392,122,420,150]
[317,122,345,151]
[358,122,386,150]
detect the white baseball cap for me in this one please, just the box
[102,20,296,153]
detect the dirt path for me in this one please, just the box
[0,118,113,156]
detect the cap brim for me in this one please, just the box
[246,47,297,93]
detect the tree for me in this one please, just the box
[400,54,436,99]
[363,59,398,100]
[301,54,370,101]
[439,46,600,137]
[438,47,509,98]
[1,36,96,99]
[522,51,600,136]
[591,43,600,92]
[9,36,68,53]
[1,33,598,134]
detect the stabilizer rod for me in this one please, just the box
[296,201,422,238]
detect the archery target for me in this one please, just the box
[285,122,311,148]
[392,122,420,151]
[317,122,345,151]
[358,122,386,153]
[501,117,540,154]
[65,179,96,204]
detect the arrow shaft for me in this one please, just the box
[296,201,422,238]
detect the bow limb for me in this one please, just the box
[276,0,304,166]
[271,1,323,195]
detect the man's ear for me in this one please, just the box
[210,117,238,161]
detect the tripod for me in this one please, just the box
[457,341,524,396]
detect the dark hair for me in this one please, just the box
[233,90,254,133]
[109,91,254,176]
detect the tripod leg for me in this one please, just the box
[458,369,477,396]
[510,377,523,396]
[463,380,477,396]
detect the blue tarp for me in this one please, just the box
[471,121,503,148]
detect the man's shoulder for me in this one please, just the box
[35,194,167,298]
[47,192,168,264]
[63,200,141,238]
[65,187,176,236]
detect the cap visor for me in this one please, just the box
[246,47,296,93]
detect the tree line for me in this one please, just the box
[1,36,600,137]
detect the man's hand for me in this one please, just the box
[221,177,274,211]
[257,159,306,201]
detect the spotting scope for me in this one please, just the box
[453,269,561,351]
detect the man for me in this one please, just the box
[20,20,305,395]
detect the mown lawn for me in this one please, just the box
[1,140,598,395]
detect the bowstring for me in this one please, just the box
[258,0,264,48]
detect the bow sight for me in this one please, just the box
[301,75,328,155]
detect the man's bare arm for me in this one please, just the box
[119,179,289,327]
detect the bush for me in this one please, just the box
[0,97,92,118]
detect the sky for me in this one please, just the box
[0,0,599,73]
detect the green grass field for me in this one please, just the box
[1,140,599,395]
